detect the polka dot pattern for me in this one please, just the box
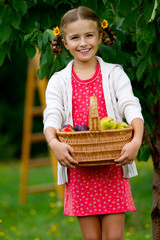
[64,166,136,216]
[72,62,107,126]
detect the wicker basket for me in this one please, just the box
[57,96,133,166]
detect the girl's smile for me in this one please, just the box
[63,19,102,64]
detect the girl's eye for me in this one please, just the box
[87,34,93,37]
[71,36,78,40]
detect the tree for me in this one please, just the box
[0,0,160,238]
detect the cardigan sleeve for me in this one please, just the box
[43,75,66,132]
[112,66,143,124]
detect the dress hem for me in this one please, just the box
[63,209,136,217]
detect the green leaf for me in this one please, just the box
[24,32,33,42]
[154,93,159,103]
[122,8,138,30]
[137,39,148,55]
[37,33,43,50]
[0,24,12,44]
[12,0,27,16]
[144,72,152,88]
[98,45,116,59]
[119,0,132,17]
[11,13,21,30]
[43,31,49,46]
[136,58,148,80]
[45,29,55,41]
[38,48,53,79]
[25,44,36,59]
[54,58,60,71]
[0,5,7,19]
[137,144,151,162]
[86,0,98,12]
[0,47,7,66]
[144,0,158,23]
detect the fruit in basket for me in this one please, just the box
[72,125,81,131]
[116,122,129,129]
[79,124,89,131]
[61,124,73,131]
[71,124,89,132]
[61,125,69,130]
[61,127,74,132]
[66,124,72,128]
[100,117,117,130]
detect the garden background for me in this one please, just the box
[0,0,160,239]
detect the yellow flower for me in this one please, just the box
[101,20,109,29]
[49,191,55,197]
[53,26,60,36]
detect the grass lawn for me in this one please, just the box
[0,159,153,240]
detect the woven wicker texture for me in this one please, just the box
[57,96,133,166]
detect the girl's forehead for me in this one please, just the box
[65,19,98,34]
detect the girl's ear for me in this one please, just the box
[62,38,69,50]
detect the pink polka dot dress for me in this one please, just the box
[63,62,136,216]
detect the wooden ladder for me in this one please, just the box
[19,49,64,204]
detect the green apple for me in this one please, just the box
[116,122,129,129]
[100,117,117,130]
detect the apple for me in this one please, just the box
[116,122,129,129]
[66,124,72,128]
[61,127,74,132]
[100,117,117,130]
[61,124,73,131]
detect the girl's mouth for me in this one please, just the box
[78,48,91,54]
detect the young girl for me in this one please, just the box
[43,6,144,240]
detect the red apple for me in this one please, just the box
[66,124,72,128]
[61,127,74,132]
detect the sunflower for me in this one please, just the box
[53,26,60,36]
[101,20,109,29]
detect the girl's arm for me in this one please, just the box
[114,118,144,166]
[44,127,78,168]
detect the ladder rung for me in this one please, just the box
[31,133,46,142]
[27,183,56,194]
[29,158,52,168]
[32,107,43,116]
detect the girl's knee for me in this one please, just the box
[102,233,123,240]
[84,235,101,240]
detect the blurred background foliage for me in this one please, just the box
[0,0,159,160]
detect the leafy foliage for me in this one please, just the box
[0,0,160,160]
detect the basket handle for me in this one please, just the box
[88,96,101,131]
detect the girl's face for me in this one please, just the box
[63,19,102,64]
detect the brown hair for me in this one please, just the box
[50,6,116,55]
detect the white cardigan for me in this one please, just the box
[43,56,143,185]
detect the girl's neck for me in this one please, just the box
[73,58,97,80]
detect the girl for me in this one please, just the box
[43,6,144,240]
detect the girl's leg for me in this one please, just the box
[77,215,102,240]
[101,213,125,240]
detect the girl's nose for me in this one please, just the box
[79,37,87,46]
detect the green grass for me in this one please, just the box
[0,160,153,240]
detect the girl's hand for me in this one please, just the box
[114,139,141,166]
[50,139,78,168]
